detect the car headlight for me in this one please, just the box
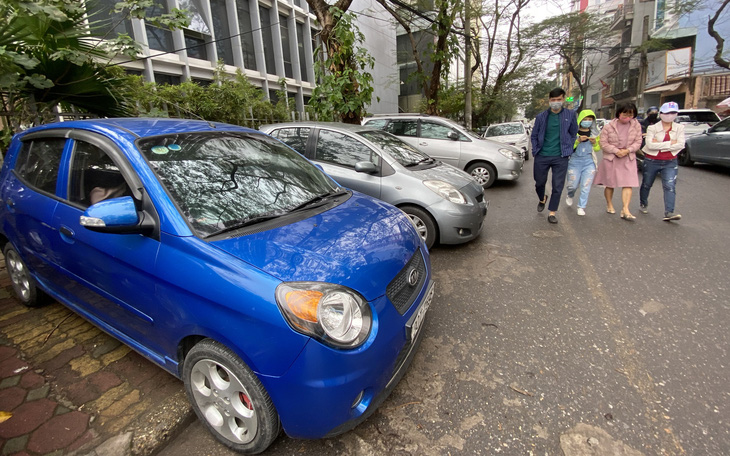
[423,180,467,204]
[499,147,522,160]
[276,282,372,348]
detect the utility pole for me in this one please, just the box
[464,0,472,130]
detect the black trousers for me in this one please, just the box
[534,154,570,212]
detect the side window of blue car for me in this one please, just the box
[68,141,131,208]
[14,138,66,195]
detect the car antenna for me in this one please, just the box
[154,99,217,128]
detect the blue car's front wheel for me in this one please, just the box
[183,339,281,454]
[3,243,48,307]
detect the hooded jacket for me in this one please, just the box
[573,110,601,167]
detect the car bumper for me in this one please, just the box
[428,196,487,245]
[259,274,435,439]
[496,159,524,181]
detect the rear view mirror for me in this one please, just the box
[355,161,378,174]
[447,131,459,141]
[80,196,152,234]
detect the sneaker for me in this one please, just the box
[663,212,682,221]
[548,214,558,224]
[565,196,574,207]
[639,204,648,214]
[577,208,586,216]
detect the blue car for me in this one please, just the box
[0,118,434,453]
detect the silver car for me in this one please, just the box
[681,116,730,167]
[260,122,488,249]
[362,114,523,188]
[483,121,530,161]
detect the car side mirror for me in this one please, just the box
[447,131,459,141]
[355,161,378,174]
[80,196,153,234]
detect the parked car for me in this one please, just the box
[362,114,523,189]
[260,122,488,249]
[676,109,722,137]
[679,115,730,167]
[482,121,530,161]
[595,118,608,130]
[0,118,434,454]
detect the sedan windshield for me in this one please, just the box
[486,124,524,136]
[138,132,338,237]
[358,130,433,166]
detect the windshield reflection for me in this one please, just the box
[139,132,337,237]
[358,130,430,166]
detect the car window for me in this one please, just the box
[68,141,132,208]
[272,127,310,155]
[710,117,730,132]
[315,129,379,168]
[14,138,66,195]
[385,120,418,137]
[358,131,428,166]
[678,111,721,123]
[363,119,387,129]
[420,121,456,140]
[486,124,524,136]
[139,131,337,237]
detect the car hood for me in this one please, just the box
[412,162,479,189]
[488,134,527,144]
[209,193,421,301]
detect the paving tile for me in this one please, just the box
[37,344,84,374]
[0,398,56,439]
[18,372,44,390]
[0,358,29,380]
[0,347,17,363]
[26,410,89,454]
[0,386,25,411]
[25,384,50,402]
[65,371,122,405]
[0,434,28,455]
[0,376,20,389]
[67,429,97,452]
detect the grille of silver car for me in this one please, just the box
[386,248,427,315]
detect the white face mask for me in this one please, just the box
[660,113,677,123]
[549,101,563,111]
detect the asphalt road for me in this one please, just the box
[157,157,730,456]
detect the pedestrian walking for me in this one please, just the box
[565,110,600,216]
[593,102,642,220]
[530,87,578,224]
[639,101,684,221]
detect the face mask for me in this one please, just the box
[549,101,563,111]
[580,120,593,128]
[619,116,632,124]
[660,113,677,123]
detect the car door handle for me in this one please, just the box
[419,142,428,146]
[60,226,74,238]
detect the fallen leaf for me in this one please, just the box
[0,411,12,424]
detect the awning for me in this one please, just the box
[644,82,682,93]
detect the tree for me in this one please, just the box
[527,11,608,111]
[0,0,188,144]
[708,0,730,69]
[524,79,555,119]
[305,1,375,123]
[376,0,460,115]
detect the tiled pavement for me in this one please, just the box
[0,257,194,455]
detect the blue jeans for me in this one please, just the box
[640,157,678,214]
[534,154,570,212]
[566,154,597,209]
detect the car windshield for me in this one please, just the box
[677,111,721,124]
[139,131,337,237]
[485,124,524,136]
[358,130,432,166]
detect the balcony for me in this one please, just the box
[610,2,634,32]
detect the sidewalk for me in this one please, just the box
[0,257,194,456]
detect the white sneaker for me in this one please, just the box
[566,196,574,207]
[577,208,585,216]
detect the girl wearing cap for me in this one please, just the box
[639,102,684,221]
[594,102,642,220]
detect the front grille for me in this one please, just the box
[386,248,427,315]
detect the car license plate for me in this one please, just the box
[409,281,434,341]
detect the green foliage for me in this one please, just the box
[309,9,375,123]
[524,80,557,119]
[123,64,292,128]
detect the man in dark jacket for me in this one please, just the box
[530,88,578,224]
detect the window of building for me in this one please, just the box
[15,139,66,195]
[237,0,257,70]
[280,15,293,78]
[296,22,308,82]
[315,130,378,168]
[179,0,212,60]
[145,2,174,53]
[91,0,133,39]
[259,6,277,75]
[154,73,181,85]
[210,0,234,65]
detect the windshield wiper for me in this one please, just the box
[205,213,284,238]
[288,188,349,212]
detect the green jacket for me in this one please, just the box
[573,109,600,167]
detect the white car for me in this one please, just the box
[676,109,721,137]
[482,122,530,161]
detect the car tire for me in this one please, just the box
[678,148,693,166]
[183,339,281,454]
[466,162,497,189]
[401,206,437,250]
[3,243,48,307]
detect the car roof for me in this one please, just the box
[261,121,376,134]
[19,118,257,140]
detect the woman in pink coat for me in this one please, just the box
[594,102,642,220]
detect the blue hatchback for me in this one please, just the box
[0,118,434,453]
